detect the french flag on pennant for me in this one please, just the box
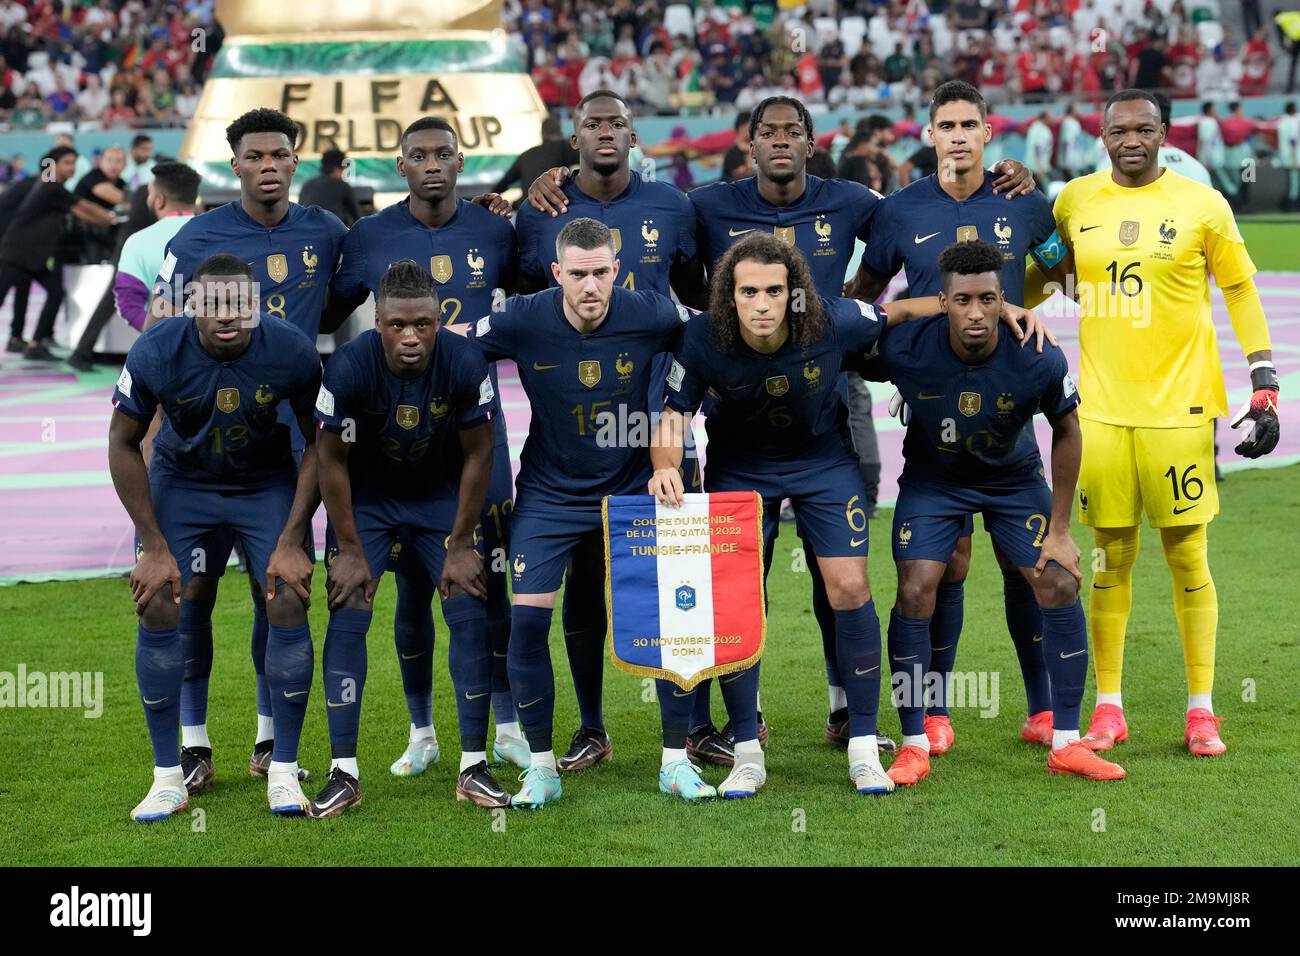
[602,492,767,690]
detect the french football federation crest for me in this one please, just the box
[803,362,821,384]
[609,228,622,254]
[898,523,912,545]
[302,246,318,274]
[395,404,420,430]
[216,387,240,413]
[616,353,634,382]
[1159,220,1177,244]
[466,248,484,278]
[429,398,449,418]
[512,555,526,577]
[641,220,659,249]
[958,391,981,417]
[996,392,1015,413]
[774,226,795,245]
[266,254,288,283]
[1118,220,1140,246]
[994,217,1012,246]
[430,255,453,284]
[579,360,602,388]
[956,225,979,242]
[814,216,831,243]
[255,384,276,405]
[766,375,789,397]
[675,584,696,611]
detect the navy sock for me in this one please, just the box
[393,571,436,730]
[689,678,713,733]
[251,593,271,723]
[1040,601,1088,732]
[561,591,606,732]
[266,622,313,763]
[488,616,515,727]
[925,580,963,717]
[808,554,839,683]
[717,663,760,743]
[887,609,932,737]
[178,597,214,727]
[322,606,372,759]
[444,593,491,752]
[136,623,183,768]
[657,680,693,749]
[835,600,883,738]
[507,605,556,753]
[1004,567,1052,715]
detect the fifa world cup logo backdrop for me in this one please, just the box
[181,0,547,193]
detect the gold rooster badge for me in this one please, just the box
[302,246,318,274]
[814,217,831,242]
[467,249,485,275]
[994,218,1012,245]
[641,220,659,246]
[616,353,634,382]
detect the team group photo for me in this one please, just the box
[1,0,1297,889]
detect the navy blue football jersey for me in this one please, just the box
[860,171,1059,304]
[666,297,884,471]
[473,286,691,506]
[154,201,347,338]
[315,328,494,517]
[514,171,697,295]
[330,196,514,446]
[111,316,322,491]
[857,313,1079,486]
[689,175,881,294]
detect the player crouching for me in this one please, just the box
[312,260,508,816]
[854,240,1124,785]
[108,255,324,819]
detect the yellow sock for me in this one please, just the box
[1090,527,1140,697]
[1161,524,1218,698]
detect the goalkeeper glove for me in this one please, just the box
[889,390,911,426]
[1229,361,1280,459]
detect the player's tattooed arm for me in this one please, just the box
[266,412,320,607]
[108,410,181,614]
[670,256,709,311]
[1037,408,1083,583]
[648,409,689,507]
[989,159,1037,198]
[442,423,493,600]
[526,166,571,217]
[317,429,376,609]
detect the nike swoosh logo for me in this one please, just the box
[532,362,559,371]
[464,691,489,700]
[142,697,167,705]
[916,393,944,400]
[728,228,756,237]
[1172,504,1199,515]
[184,659,198,665]
[673,689,692,697]
[1059,649,1087,659]
[283,690,307,699]
[726,383,750,390]
[519,697,543,709]
[722,674,744,685]
[401,651,426,660]
[469,777,506,798]
[492,651,508,658]
[850,537,867,548]
[1032,635,1043,642]
[931,644,953,652]
[326,699,350,708]
[893,654,918,662]
[1184,582,1210,592]
[314,788,351,810]
[854,665,880,675]
[174,395,201,405]
[914,231,941,244]
[1079,225,1101,232]
[1092,584,1118,590]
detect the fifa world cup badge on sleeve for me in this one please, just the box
[602,492,766,690]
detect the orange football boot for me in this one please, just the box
[924,715,954,755]
[1185,708,1227,756]
[1079,703,1128,751]
[1047,740,1126,780]
[887,745,931,786]
[1020,710,1053,747]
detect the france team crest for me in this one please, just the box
[602,492,766,690]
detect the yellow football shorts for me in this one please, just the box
[1078,419,1220,528]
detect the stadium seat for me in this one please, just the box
[840,16,867,57]
[664,4,695,43]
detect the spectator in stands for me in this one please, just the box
[721,109,752,181]
[124,134,154,190]
[102,88,137,127]
[1130,31,1167,90]
[10,91,48,129]
[1278,101,1299,211]
[46,75,75,117]
[299,148,361,227]
[77,73,110,122]
[493,114,579,206]
[1023,108,1056,187]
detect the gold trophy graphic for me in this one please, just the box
[182,1,544,200]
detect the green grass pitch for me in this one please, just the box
[2,465,1297,866]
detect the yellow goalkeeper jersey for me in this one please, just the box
[1053,168,1258,428]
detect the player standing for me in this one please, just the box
[855,240,1124,785]
[325,117,527,776]
[151,108,347,786]
[108,255,324,819]
[1035,89,1280,757]
[312,260,504,816]
[475,218,715,806]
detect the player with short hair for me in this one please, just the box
[475,217,715,807]
[846,79,1070,756]
[854,240,1124,784]
[150,107,347,787]
[312,260,502,817]
[325,116,527,778]
[1031,89,1280,758]
[108,254,324,820]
